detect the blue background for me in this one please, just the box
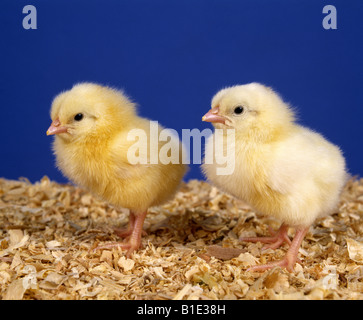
[1,0,362,183]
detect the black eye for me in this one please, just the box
[74,113,84,121]
[234,106,244,114]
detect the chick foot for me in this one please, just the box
[112,212,136,238]
[240,223,291,250]
[246,226,309,272]
[113,212,147,238]
[94,211,147,258]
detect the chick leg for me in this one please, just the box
[247,226,309,272]
[122,211,148,258]
[113,212,147,238]
[94,211,147,258]
[240,223,292,250]
[113,212,136,238]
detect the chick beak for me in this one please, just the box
[46,118,68,135]
[202,106,226,124]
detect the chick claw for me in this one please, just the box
[94,240,141,258]
[240,223,292,251]
[247,253,297,273]
[245,226,309,272]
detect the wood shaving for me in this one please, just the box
[346,238,363,263]
[0,176,362,300]
[206,245,246,260]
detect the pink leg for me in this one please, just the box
[247,226,309,272]
[113,212,136,238]
[94,211,147,258]
[240,223,292,250]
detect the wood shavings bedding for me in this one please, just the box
[0,176,362,300]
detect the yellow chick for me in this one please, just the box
[202,83,346,272]
[47,83,187,257]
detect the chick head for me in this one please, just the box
[47,83,136,142]
[202,83,296,140]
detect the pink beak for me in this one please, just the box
[202,106,226,124]
[46,118,68,135]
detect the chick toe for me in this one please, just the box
[240,223,292,250]
[247,226,308,272]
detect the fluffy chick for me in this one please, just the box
[47,83,187,257]
[202,83,346,272]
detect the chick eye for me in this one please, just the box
[234,106,244,115]
[74,113,84,121]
